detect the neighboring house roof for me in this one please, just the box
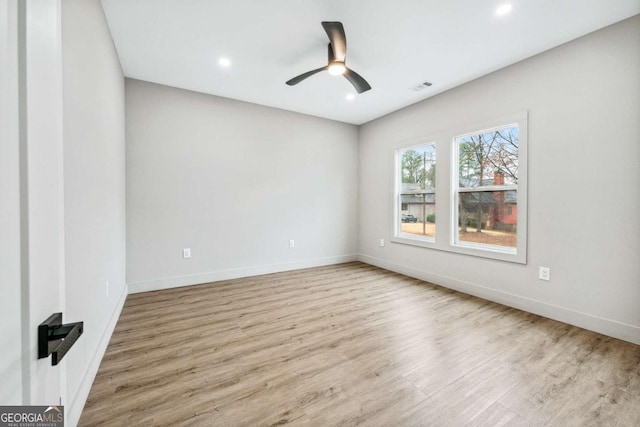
[460,190,517,206]
[401,182,515,205]
[401,183,434,192]
[504,190,517,204]
[400,183,435,204]
[401,194,435,204]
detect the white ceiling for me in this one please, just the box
[100,0,640,125]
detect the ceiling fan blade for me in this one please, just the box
[321,21,346,62]
[344,68,371,93]
[286,66,327,86]
[327,43,335,63]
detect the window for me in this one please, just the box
[454,124,519,252]
[396,143,436,242]
[392,112,527,263]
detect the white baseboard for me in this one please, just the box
[128,254,359,294]
[358,254,640,345]
[67,283,128,427]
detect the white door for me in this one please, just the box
[0,0,25,405]
[0,0,67,409]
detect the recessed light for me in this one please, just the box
[218,57,231,68]
[346,93,355,101]
[495,4,512,16]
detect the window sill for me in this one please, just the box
[391,235,436,249]
[391,235,525,264]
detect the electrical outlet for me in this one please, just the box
[183,248,191,259]
[289,240,295,248]
[379,238,385,247]
[538,266,550,281]
[105,281,110,299]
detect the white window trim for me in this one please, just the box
[391,111,528,264]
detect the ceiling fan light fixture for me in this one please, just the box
[286,22,371,93]
[328,62,346,76]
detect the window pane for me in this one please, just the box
[401,144,436,191]
[457,191,517,248]
[397,143,436,241]
[458,126,518,188]
[400,194,435,238]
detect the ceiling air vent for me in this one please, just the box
[410,81,433,91]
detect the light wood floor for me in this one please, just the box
[80,262,640,426]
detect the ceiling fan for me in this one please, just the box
[286,21,371,94]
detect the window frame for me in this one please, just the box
[393,140,437,248]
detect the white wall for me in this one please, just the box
[125,80,359,292]
[358,16,640,344]
[61,0,127,424]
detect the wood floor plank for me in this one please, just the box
[79,262,640,426]
[465,402,530,427]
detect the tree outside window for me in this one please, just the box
[456,125,518,249]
